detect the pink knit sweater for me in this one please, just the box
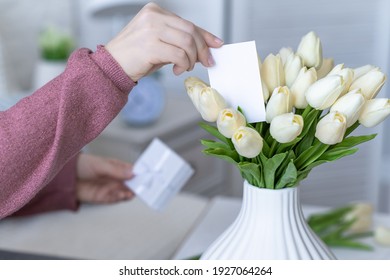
[0,46,136,219]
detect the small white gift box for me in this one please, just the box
[126,138,194,210]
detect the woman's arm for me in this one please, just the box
[0,46,135,218]
[0,2,222,219]
[10,154,80,217]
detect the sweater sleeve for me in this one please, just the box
[10,154,80,217]
[0,46,136,219]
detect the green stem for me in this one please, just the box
[269,139,278,157]
[301,105,314,119]
[345,121,360,137]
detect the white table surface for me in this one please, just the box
[173,196,390,260]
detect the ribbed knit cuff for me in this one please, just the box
[90,45,137,94]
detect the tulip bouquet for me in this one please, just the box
[185,31,389,190]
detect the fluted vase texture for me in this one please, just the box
[201,180,336,260]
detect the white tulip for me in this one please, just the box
[198,87,227,122]
[232,126,263,158]
[261,53,285,93]
[261,77,270,102]
[185,77,208,110]
[316,58,334,79]
[315,111,347,144]
[279,47,294,65]
[296,31,323,69]
[327,63,344,76]
[290,67,317,109]
[374,226,390,246]
[186,82,205,110]
[270,113,304,143]
[184,76,207,91]
[353,65,377,81]
[266,86,293,123]
[359,98,390,128]
[217,108,246,138]
[330,89,365,127]
[349,68,386,100]
[328,64,354,95]
[284,53,303,87]
[305,75,346,110]
[344,203,373,234]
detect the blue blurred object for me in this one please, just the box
[121,76,165,126]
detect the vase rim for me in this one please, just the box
[244,180,298,192]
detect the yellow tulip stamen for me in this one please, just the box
[235,133,243,141]
[334,112,346,123]
[225,112,233,119]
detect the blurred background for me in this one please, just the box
[0,0,389,212]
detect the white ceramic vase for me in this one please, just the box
[201,180,336,260]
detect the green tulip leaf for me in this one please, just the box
[275,161,297,189]
[200,139,231,150]
[275,150,296,179]
[332,134,377,149]
[318,147,358,162]
[203,148,239,165]
[294,140,330,170]
[237,162,262,187]
[199,122,229,145]
[260,153,287,189]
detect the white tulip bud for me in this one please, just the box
[261,77,270,102]
[284,53,303,87]
[296,31,323,69]
[266,86,293,123]
[316,58,334,79]
[330,89,365,127]
[184,76,207,91]
[270,113,304,143]
[198,87,227,122]
[374,226,390,246]
[350,68,386,100]
[344,203,373,234]
[359,98,390,128]
[232,126,263,158]
[185,77,208,110]
[261,53,285,93]
[290,67,317,109]
[315,111,347,145]
[279,47,294,65]
[305,75,346,110]
[327,63,344,76]
[217,108,246,138]
[328,64,354,95]
[353,65,377,81]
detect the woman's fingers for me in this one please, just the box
[106,2,223,81]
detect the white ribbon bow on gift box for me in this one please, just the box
[125,138,194,210]
[130,150,170,193]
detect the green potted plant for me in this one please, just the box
[33,25,75,90]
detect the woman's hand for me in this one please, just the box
[105,2,224,82]
[76,154,134,204]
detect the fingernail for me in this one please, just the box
[215,37,224,46]
[208,53,215,67]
